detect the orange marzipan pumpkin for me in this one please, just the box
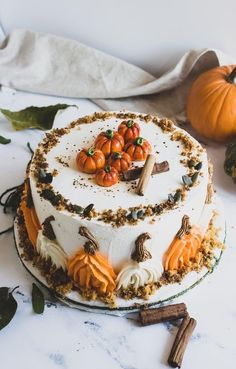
[118,120,140,143]
[163,217,203,271]
[20,181,41,247]
[96,165,119,187]
[67,248,116,294]
[187,65,236,142]
[95,129,124,158]
[107,151,131,173]
[76,148,105,174]
[124,137,151,161]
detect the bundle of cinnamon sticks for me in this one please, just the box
[138,303,197,368]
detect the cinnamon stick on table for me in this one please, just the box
[136,154,156,196]
[122,160,169,181]
[168,315,197,368]
[139,303,187,326]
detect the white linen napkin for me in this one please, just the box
[0,29,235,122]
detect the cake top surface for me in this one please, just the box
[30,112,207,226]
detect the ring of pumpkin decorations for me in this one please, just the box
[76,122,152,187]
[67,226,116,294]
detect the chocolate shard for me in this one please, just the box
[42,215,56,240]
[38,168,53,184]
[122,161,169,181]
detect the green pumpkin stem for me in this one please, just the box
[135,137,144,146]
[127,120,134,128]
[226,66,236,84]
[87,148,95,157]
[106,129,114,139]
[104,164,111,173]
[113,152,122,160]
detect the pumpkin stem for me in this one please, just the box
[135,137,144,146]
[87,148,95,157]
[84,241,97,255]
[226,66,236,84]
[131,232,152,262]
[113,152,122,160]
[106,129,114,139]
[127,120,134,128]
[79,226,99,252]
[104,164,111,173]
[176,215,191,239]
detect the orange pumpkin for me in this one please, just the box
[124,137,151,161]
[187,65,236,142]
[76,148,105,174]
[163,215,203,271]
[68,227,116,294]
[118,120,140,143]
[107,152,131,173]
[95,129,124,157]
[96,165,119,187]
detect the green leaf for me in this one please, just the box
[32,283,45,314]
[0,287,18,331]
[0,135,11,144]
[0,104,77,131]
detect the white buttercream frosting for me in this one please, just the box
[116,259,163,290]
[36,230,68,271]
[30,112,210,273]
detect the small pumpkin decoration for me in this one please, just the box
[95,129,124,157]
[224,139,236,183]
[20,180,41,247]
[107,151,131,173]
[187,65,236,142]
[124,137,151,161]
[76,148,105,174]
[118,120,140,143]
[68,227,116,294]
[95,165,119,187]
[163,215,203,271]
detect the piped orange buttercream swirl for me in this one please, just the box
[68,248,116,294]
[163,217,203,271]
[20,180,41,247]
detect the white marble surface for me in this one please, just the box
[0,89,236,369]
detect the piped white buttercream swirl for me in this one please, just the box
[36,230,68,271]
[116,259,163,290]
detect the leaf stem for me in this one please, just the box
[0,225,13,235]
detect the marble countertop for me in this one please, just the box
[0,88,235,369]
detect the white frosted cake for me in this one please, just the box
[17,111,220,306]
